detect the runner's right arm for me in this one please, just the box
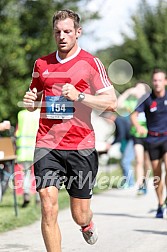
[23,88,43,112]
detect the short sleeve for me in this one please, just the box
[29,60,43,92]
[135,94,149,113]
[90,57,113,94]
[135,100,145,113]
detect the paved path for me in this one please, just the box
[0,179,167,252]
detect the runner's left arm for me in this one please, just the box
[62,83,117,112]
[79,88,117,111]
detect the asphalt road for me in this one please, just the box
[0,179,167,252]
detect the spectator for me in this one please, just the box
[103,113,135,188]
[0,121,11,132]
[15,109,40,207]
[118,83,151,195]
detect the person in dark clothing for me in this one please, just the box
[103,113,135,188]
[114,116,134,187]
[131,68,167,218]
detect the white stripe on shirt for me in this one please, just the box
[96,85,114,94]
[94,58,111,87]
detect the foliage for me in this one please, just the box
[0,0,98,126]
[0,0,28,123]
[96,0,167,93]
[122,0,167,82]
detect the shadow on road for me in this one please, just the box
[134,229,167,235]
[94,212,154,219]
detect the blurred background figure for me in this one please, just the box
[131,69,167,218]
[0,120,12,202]
[0,121,11,132]
[102,112,135,188]
[15,109,40,207]
[117,82,151,195]
[91,111,113,162]
[112,114,135,188]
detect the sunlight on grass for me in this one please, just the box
[0,168,120,233]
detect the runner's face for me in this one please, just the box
[152,72,166,93]
[53,18,81,55]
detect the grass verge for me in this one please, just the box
[0,166,121,233]
[0,188,69,233]
[93,167,122,194]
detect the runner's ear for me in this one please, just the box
[76,27,82,39]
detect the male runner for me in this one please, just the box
[23,9,117,252]
[131,69,167,218]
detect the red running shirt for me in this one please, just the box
[30,48,113,150]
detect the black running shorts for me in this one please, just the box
[147,141,167,161]
[34,148,98,199]
[133,137,148,151]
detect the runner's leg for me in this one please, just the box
[144,151,151,178]
[134,144,144,186]
[151,159,163,205]
[70,197,92,226]
[39,186,61,252]
[163,153,167,199]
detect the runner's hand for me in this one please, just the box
[136,125,147,136]
[62,83,79,101]
[23,88,38,111]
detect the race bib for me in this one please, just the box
[46,96,74,119]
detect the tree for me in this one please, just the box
[0,0,98,125]
[20,0,99,69]
[0,0,28,123]
[121,0,167,81]
[96,0,167,91]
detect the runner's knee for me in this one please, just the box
[39,187,59,222]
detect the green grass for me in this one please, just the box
[0,188,69,233]
[0,189,40,233]
[0,167,121,233]
[93,167,122,194]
